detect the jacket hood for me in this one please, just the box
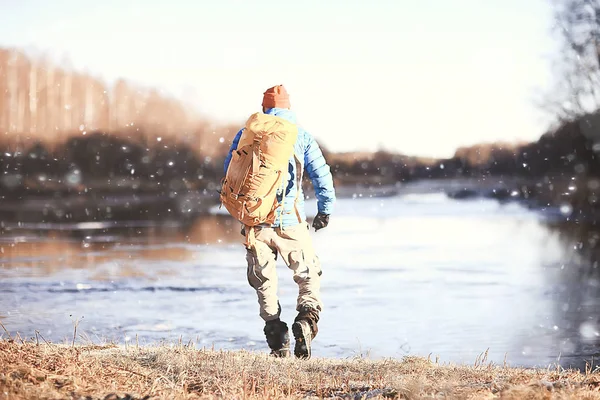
[264,108,297,124]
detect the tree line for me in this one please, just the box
[0,47,236,157]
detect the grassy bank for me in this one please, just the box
[1,341,600,399]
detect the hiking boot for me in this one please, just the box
[295,305,320,338]
[263,319,290,358]
[292,319,312,359]
[292,306,319,359]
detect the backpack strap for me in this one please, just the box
[244,225,256,249]
[292,154,304,223]
[278,175,286,226]
[252,131,262,174]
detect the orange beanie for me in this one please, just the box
[262,85,291,109]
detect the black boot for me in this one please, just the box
[263,319,290,358]
[292,306,319,360]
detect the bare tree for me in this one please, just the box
[0,50,8,134]
[29,57,38,135]
[15,52,29,137]
[549,0,600,121]
[6,50,19,134]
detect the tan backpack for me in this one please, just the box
[220,112,301,246]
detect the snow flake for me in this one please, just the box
[580,321,600,339]
[560,204,573,215]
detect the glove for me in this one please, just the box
[312,213,329,231]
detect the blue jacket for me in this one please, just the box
[223,108,335,228]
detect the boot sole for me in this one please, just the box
[292,321,312,360]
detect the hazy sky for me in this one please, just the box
[1,0,558,157]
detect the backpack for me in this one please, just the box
[220,112,302,245]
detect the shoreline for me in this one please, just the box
[0,177,586,228]
[1,340,599,399]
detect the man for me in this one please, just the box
[223,85,336,359]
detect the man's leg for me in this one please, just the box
[246,230,290,357]
[275,222,323,359]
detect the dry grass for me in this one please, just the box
[1,341,600,399]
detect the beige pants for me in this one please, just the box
[246,222,323,321]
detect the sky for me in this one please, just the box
[1,0,559,158]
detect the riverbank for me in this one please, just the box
[0,178,513,227]
[1,341,600,400]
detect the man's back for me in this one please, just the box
[224,107,335,228]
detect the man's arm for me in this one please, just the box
[223,129,244,175]
[303,130,336,216]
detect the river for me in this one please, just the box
[1,189,599,369]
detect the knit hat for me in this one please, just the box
[262,85,291,109]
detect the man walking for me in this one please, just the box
[222,85,335,359]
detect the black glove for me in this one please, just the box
[312,213,329,231]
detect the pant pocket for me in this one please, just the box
[288,250,309,281]
[246,250,269,289]
[288,248,323,279]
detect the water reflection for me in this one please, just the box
[0,215,243,272]
[536,220,600,369]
